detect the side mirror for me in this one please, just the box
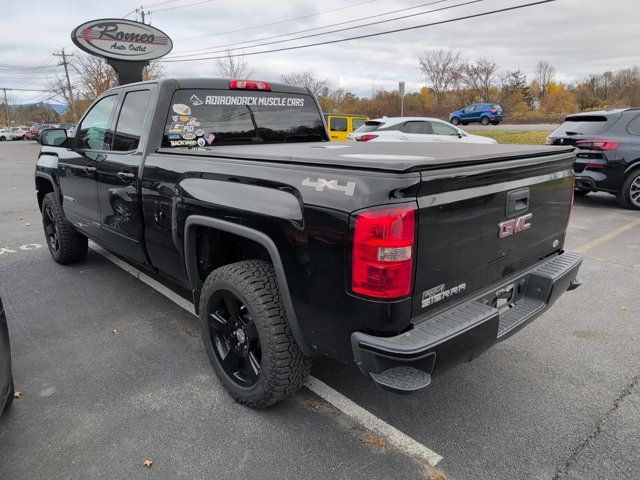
[40,128,68,147]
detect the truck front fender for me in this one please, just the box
[183,215,314,356]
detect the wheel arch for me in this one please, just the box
[35,172,58,211]
[184,215,314,356]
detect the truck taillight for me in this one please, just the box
[575,138,620,151]
[355,134,378,142]
[352,204,416,299]
[229,79,271,91]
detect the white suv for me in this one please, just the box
[350,117,497,144]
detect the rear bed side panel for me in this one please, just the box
[412,153,575,319]
[140,152,422,360]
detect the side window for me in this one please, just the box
[352,118,366,130]
[627,115,640,136]
[77,95,117,150]
[113,90,151,152]
[329,116,348,132]
[431,121,459,136]
[401,121,432,134]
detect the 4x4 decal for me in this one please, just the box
[302,177,356,196]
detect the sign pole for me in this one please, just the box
[399,81,405,117]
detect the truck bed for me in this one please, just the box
[157,142,575,173]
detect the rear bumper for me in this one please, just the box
[351,251,583,393]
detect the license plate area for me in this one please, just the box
[491,284,515,310]
[478,277,527,312]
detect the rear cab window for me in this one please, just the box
[551,114,620,137]
[162,89,327,148]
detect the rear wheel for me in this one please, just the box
[617,170,640,210]
[450,117,460,126]
[480,116,490,126]
[200,260,311,408]
[41,192,88,264]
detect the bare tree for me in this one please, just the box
[281,70,331,97]
[533,60,556,101]
[418,49,462,108]
[215,51,254,79]
[461,58,498,101]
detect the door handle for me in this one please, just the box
[84,166,97,173]
[399,135,408,140]
[117,172,136,182]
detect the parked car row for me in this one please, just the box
[0,123,76,142]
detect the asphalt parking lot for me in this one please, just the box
[0,141,638,479]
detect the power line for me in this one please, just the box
[167,0,459,58]
[175,0,380,42]
[152,0,216,13]
[161,0,555,62]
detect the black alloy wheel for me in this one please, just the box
[43,203,60,253]
[206,289,261,387]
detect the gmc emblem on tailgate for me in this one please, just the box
[498,213,533,238]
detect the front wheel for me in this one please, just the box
[200,260,312,408]
[41,192,88,264]
[617,170,640,210]
[480,116,490,126]
[450,117,460,126]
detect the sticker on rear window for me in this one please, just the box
[172,104,191,115]
[202,96,305,107]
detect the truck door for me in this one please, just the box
[95,88,152,263]
[58,94,118,238]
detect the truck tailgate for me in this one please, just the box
[412,151,575,318]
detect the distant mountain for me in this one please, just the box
[47,103,67,114]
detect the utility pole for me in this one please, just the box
[53,48,77,122]
[399,81,405,117]
[2,88,9,127]
[136,5,150,24]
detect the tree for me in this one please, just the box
[215,51,254,79]
[461,58,498,102]
[541,83,577,115]
[533,60,555,101]
[281,70,331,97]
[418,49,462,109]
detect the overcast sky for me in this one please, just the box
[1,0,638,104]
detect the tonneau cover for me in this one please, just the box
[156,142,575,173]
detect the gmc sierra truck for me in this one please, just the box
[35,78,582,408]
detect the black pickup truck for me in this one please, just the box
[35,78,582,408]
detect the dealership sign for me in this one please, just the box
[71,19,173,62]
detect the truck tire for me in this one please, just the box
[199,260,311,408]
[616,170,640,210]
[41,192,88,264]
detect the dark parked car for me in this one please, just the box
[449,103,503,126]
[1,297,14,416]
[546,108,640,209]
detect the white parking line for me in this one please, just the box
[89,241,443,467]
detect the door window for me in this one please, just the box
[113,90,151,151]
[77,95,117,150]
[431,121,460,136]
[401,121,432,134]
[329,116,348,132]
